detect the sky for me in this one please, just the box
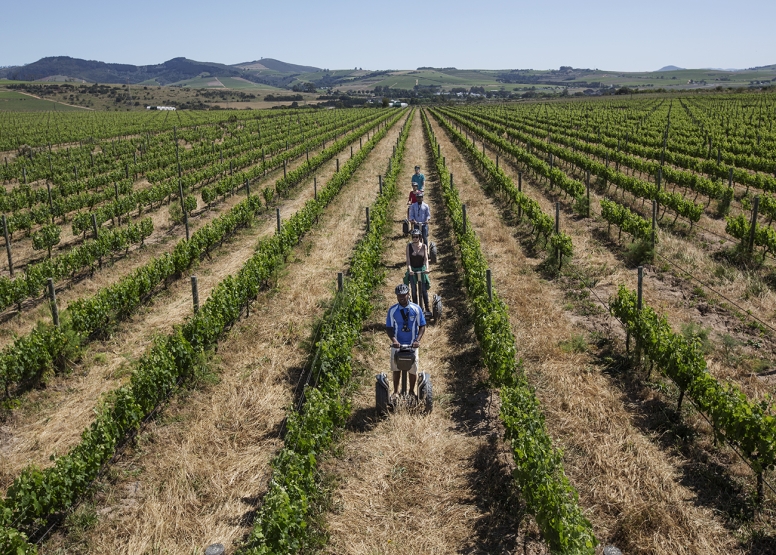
[2,0,775,72]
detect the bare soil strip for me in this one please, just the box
[427,112,741,555]
[320,112,545,555]
[40,113,409,555]
[0,126,385,488]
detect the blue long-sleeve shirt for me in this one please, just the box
[409,202,430,223]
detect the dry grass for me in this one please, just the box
[38,113,411,554]
[0,129,377,489]
[428,113,742,554]
[321,115,546,555]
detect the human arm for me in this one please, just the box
[412,325,426,349]
[386,326,400,348]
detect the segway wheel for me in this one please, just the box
[418,373,433,413]
[429,241,438,264]
[432,295,443,322]
[375,374,391,414]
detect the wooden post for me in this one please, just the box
[366,207,370,232]
[46,181,54,222]
[306,148,309,162]
[443,156,446,167]
[230,160,233,176]
[91,213,99,239]
[276,208,281,234]
[585,170,590,218]
[178,180,189,241]
[191,276,200,313]
[47,278,59,327]
[360,137,362,148]
[437,144,440,157]
[378,175,383,195]
[450,173,454,189]
[462,204,468,233]
[486,269,492,302]
[728,167,733,189]
[245,179,250,197]
[22,167,26,184]
[496,154,499,170]
[337,272,343,292]
[651,200,657,254]
[351,145,353,159]
[336,158,339,173]
[2,215,12,277]
[555,202,560,234]
[125,163,129,179]
[314,177,317,199]
[115,182,121,226]
[749,196,760,253]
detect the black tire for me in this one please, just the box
[375,375,390,414]
[429,242,438,264]
[432,295,443,322]
[420,375,433,413]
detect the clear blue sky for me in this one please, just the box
[2,0,774,72]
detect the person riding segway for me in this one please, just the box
[404,228,430,313]
[375,284,432,413]
[408,190,431,246]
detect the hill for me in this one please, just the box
[656,65,684,71]
[0,56,243,85]
[233,58,320,73]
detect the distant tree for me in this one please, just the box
[382,97,390,108]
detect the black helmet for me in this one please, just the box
[395,284,409,295]
[410,228,422,237]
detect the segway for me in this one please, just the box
[376,345,433,414]
[410,270,442,323]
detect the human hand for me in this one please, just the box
[392,339,400,348]
[411,340,420,349]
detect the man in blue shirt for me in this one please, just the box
[408,190,431,245]
[385,283,426,396]
[411,165,425,190]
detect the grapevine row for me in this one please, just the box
[422,109,596,554]
[242,110,411,555]
[0,109,407,553]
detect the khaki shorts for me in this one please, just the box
[390,347,419,375]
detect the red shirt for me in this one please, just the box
[408,191,418,205]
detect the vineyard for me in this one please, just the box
[0,93,774,554]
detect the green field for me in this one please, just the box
[0,90,87,111]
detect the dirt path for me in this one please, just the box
[39,113,410,555]
[0,123,391,488]
[427,111,741,555]
[319,112,543,555]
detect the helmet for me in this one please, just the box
[416,191,424,197]
[410,228,422,237]
[395,284,409,296]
